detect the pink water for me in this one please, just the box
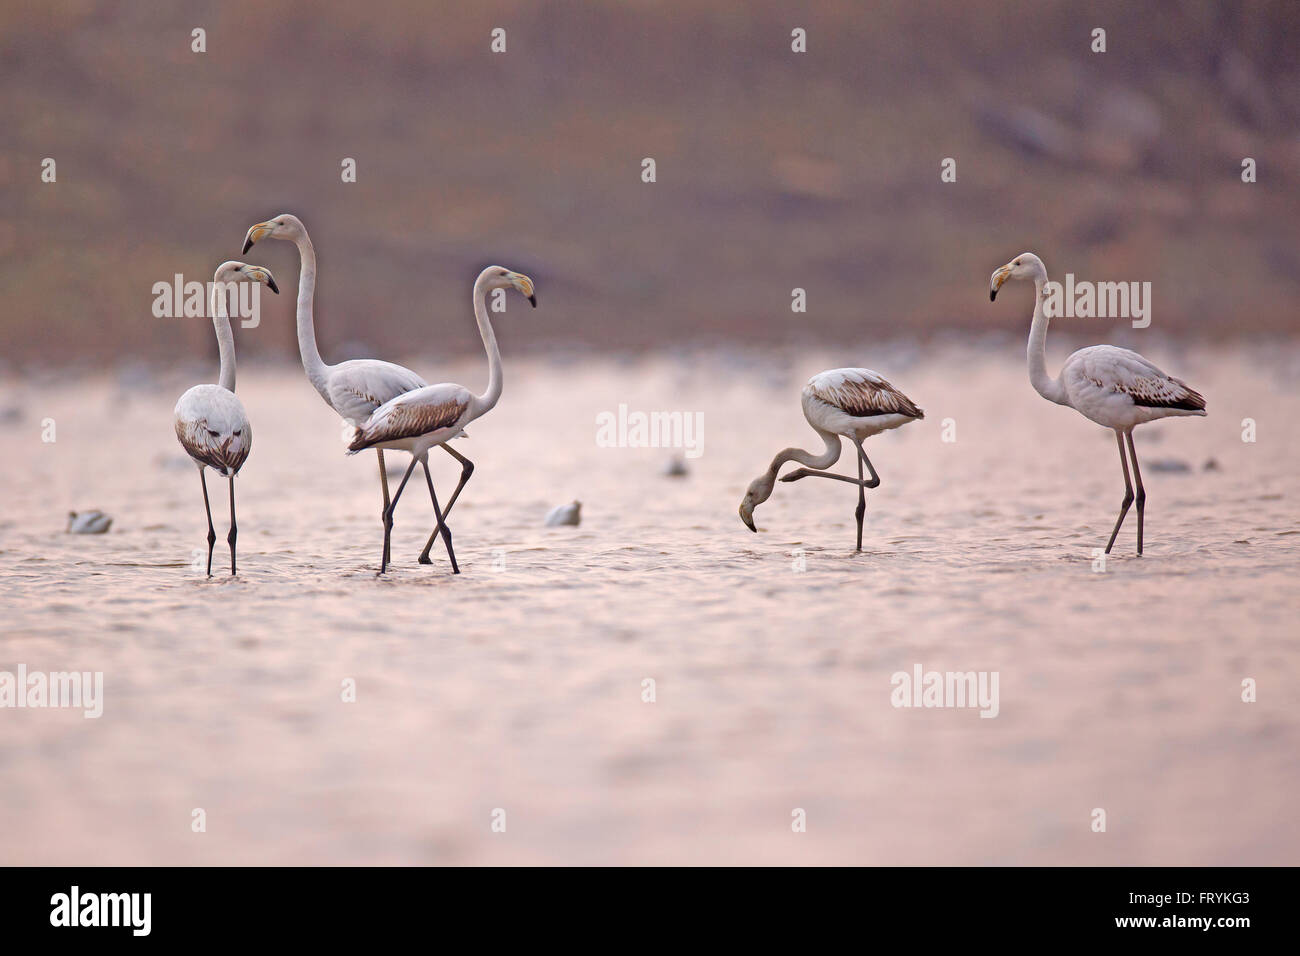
[1,343,1296,864]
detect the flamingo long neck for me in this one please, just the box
[1027,277,1069,405]
[472,275,504,413]
[210,279,237,393]
[292,231,331,402]
[767,427,842,480]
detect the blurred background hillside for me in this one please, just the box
[2,0,1299,370]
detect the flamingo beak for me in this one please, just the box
[990,264,1013,301]
[266,275,280,294]
[512,273,537,307]
[739,506,757,532]
[242,222,272,255]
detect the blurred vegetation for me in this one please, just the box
[2,0,1299,370]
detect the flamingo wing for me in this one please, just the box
[347,386,470,452]
[329,359,428,423]
[808,368,924,419]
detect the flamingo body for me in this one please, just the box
[323,358,428,427]
[174,384,251,477]
[1057,345,1206,430]
[803,368,925,441]
[348,383,475,457]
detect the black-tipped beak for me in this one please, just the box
[989,288,997,302]
[740,511,757,532]
[528,294,537,308]
[242,236,255,255]
[267,276,280,294]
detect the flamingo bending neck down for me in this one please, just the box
[739,368,924,551]
[241,213,473,569]
[346,266,537,574]
[172,261,279,575]
[990,252,1207,554]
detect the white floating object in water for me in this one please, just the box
[663,455,688,477]
[67,510,112,534]
[545,500,581,527]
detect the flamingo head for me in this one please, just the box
[214,261,280,294]
[479,266,537,307]
[738,472,776,532]
[990,252,1047,301]
[243,213,306,253]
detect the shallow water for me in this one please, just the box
[1,344,1296,864]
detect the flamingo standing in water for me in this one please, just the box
[347,266,536,574]
[990,252,1207,554]
[173,261,279,575]
[739,368,924,550]
[241,213,473,568]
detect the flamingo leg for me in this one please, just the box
[1104,431,1134,555]
[781,469,876,487]
[227,474,238,575]
[1126,431,1146,555]
[855,451,866,551]
[379,455,420,574]
[779,444,880,489]
[856,443,882,488]
[377,449,392,568]
[199,469,216,577]
[419,444,475,564]
[420,457,460,574]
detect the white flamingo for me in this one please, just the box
[990,252,1207,554]
[173,261,279,575]
[739,368,924,550]
[242,213,472,568]
[346,266,536,573]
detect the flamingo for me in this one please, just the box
[345,266,535,573]
[739,369,924,550]
[241,213,472,568]
[173,261,279,575]
[990,252,1207,554]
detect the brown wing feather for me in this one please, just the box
[349,398,467,451]
[813,377,924,419]
[1123,375,1206,411]
[175,420,250,475]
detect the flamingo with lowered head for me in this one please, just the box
[347,266,536,574]
[173,261,279,575]
[739,368,924,550]
[241,213,473,568]
[990,251,1207,554]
